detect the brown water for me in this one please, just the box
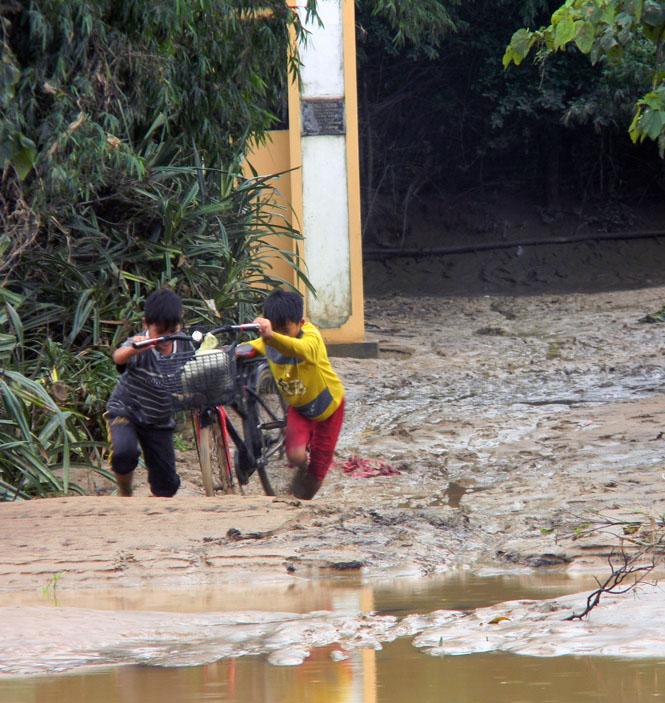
[2,642,665,703]
[0,569,598,614]
[2,571,665,703]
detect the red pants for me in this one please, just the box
[285,399,345,480]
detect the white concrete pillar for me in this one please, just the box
[298,1,351,328]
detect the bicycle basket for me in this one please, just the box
[158,348,236,412]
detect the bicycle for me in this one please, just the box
[132,324,291,497]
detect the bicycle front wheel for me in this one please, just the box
[250,365,290,496]
[197,410,234,496]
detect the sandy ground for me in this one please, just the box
[6,236,665,673]
[3,278,665,594]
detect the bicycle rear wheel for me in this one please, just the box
[250,364,290,496]
[197,410,234,496]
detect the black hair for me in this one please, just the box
[143,288,183,328]
[264,289,303,327]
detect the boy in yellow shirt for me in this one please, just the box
[251,289,345,499]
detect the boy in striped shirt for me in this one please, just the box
[105,288,189,497]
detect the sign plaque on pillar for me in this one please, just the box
[301,98,346,136]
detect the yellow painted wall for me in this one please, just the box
[244,130,298,287]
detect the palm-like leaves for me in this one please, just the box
[0,308,114,500]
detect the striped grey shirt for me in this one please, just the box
[106,335,193,429]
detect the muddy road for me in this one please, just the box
[3,284,665,594]
[5,255,665,678]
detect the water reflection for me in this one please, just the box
[376,640,665,703]
[0,570,645,702]
[0,571,605,677]
[0,649,370,703]
[2,642,665,703]
[0,579,372,614]
[371,569,601,615]
[0,569,598,615]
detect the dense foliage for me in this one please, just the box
[356,0,663,242]
[0,0,316,499]
[504,0,665,153]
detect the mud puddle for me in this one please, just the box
[2,574,665,702]
[0,571,659,676]
[0,569,599,615]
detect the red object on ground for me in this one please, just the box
[334,455,401,478]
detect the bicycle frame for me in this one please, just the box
[228,357,271,483]
[190,357,270,490]
[133,323,287,495]
[244,380,286,458]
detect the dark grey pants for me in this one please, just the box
[106,414,181,497]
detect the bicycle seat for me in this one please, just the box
[236,343,258,359]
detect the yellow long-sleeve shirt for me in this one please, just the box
[248,322,345,421]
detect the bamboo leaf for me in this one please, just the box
[67,290,95,346]
[0,379,32,440]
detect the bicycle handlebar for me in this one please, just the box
[131,323,261,349]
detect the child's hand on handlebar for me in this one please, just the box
[253,317,274,340]
[132,334,157,351]
[113,335,156,365]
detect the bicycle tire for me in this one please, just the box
[197,411,234,496]
[250,364,290,496]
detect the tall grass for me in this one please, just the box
[0,290,114,499]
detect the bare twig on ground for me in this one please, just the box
[555,510,665,550]
[565,544,660,621]
[558,510,665,621]
[551,510,665,620]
